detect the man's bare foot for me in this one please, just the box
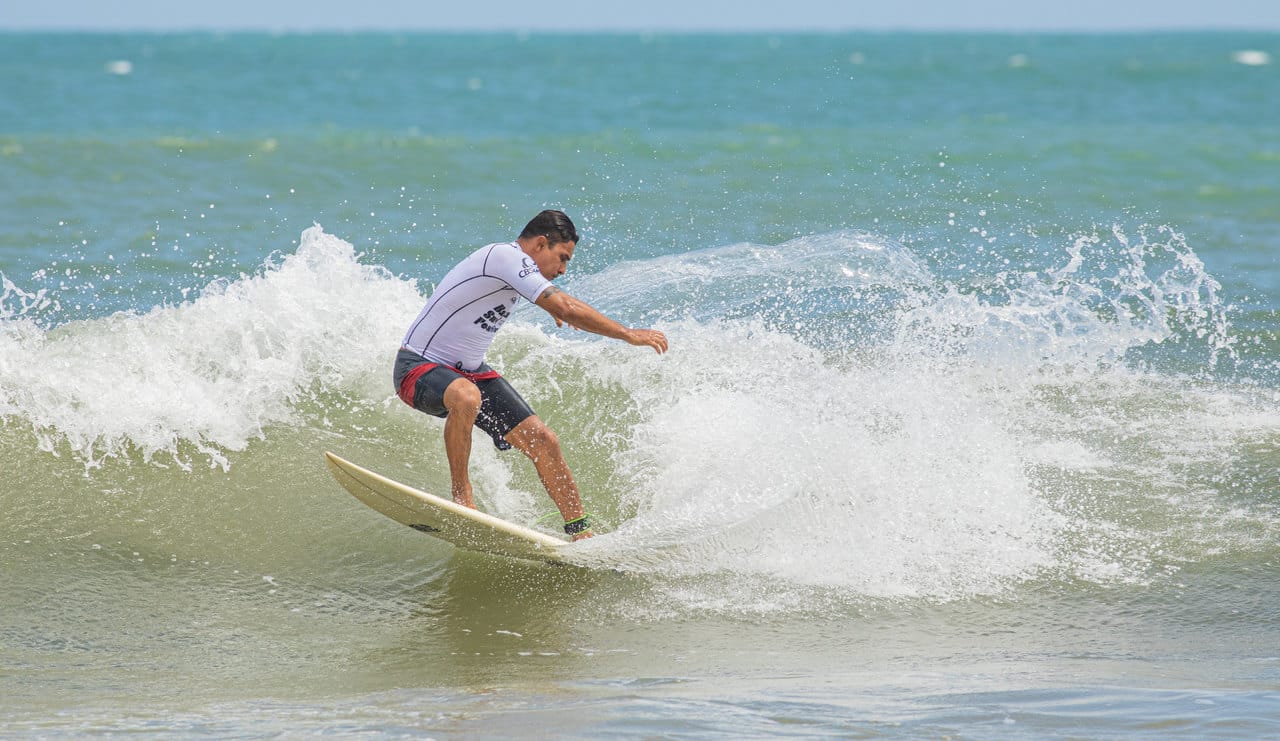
[451,487,476,509]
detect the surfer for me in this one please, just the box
[394,210,668,540]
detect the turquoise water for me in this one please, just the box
[2,32,1279,737]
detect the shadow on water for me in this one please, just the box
[353,550,632,687]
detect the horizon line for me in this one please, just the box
[3,25,1279,34]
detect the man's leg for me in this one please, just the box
[441,377,482,508]
[504,416,592,539]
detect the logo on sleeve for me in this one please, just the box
[518,257,541,278]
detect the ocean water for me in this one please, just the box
[2,31,1279,738]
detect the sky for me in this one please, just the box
[4,0,1280,32]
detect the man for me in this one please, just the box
[393,210,668,541]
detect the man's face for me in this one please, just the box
[534,237,576,280]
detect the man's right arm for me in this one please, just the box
[535,287,668,354]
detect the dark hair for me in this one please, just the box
[519,209,579,245]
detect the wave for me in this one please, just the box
[1,226,423,469]
[2,225,1276,610]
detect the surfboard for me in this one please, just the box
[323,451,571,566]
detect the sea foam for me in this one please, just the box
[0,226,421,470]
[546,227,1276,606]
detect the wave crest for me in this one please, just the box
[0,226,421,469]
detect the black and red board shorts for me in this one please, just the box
[393,348,535,451]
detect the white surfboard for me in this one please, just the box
[324,451,571,566]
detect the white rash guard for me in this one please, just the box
[401,242,552,371]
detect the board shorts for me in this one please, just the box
[393,347,535,451]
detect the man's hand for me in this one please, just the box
[623,328,668,354]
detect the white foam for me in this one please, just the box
[1232,50,1271,67]
[538,317,1062,600]
[530,228,1277,605]
[0,226,421,469]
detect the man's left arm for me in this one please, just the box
[535,287,668,354]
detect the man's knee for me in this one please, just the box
[530,423,560,453]
[511,418,561,456]
[443,379,482,418]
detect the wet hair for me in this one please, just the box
[519,209,579,245]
